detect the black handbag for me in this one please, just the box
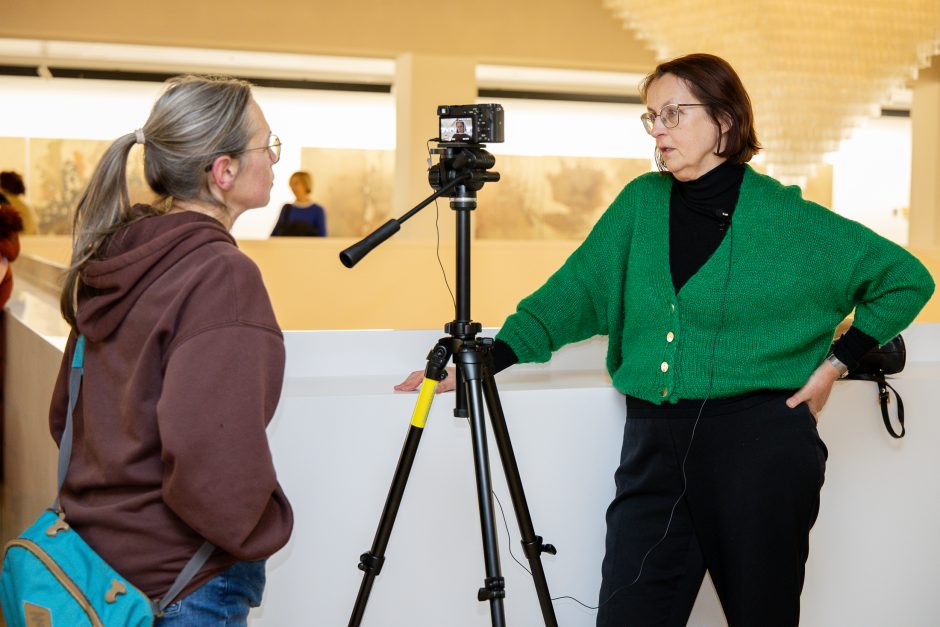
[845,334,906,438]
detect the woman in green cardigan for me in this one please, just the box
[398,53,934,626]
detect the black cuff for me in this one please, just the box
[832,327,879,371]
[490,339,519,375]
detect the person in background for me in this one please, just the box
[270,170,327,236]
[398,53,934,626]
[50,75,293,626]
[0,202,23,307]
[0,171,39,235]
[0,201,24,480]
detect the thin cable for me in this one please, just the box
[468,228,737,613]
[435,200,456,310]
[427,139,456,309]
[460,414,538,583]
[602,225,735,608]
[491,486,602,610]
[465,400,605,610]
[492,489,530,575]
[556,224,737,613]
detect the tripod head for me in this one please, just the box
[428,143,500,203]
[341,103,503,268]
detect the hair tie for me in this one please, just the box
[134,129,146,145]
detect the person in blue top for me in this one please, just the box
[270,170,327,236]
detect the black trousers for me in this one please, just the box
[596,391,828,627]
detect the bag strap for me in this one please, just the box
[53,334,86,506]
[153,541,217,614]
[55,334,217,613]
[844,369,906,439]
[874,372,905,439]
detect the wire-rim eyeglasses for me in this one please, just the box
[640,104,706,134]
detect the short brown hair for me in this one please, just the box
[640,53,760,164]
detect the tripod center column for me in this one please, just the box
[393,53,477,243]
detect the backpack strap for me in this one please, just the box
[53,334,85,509]
[55,334,217,614]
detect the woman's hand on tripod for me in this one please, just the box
[394,367,457,394]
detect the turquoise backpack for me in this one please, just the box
[0,335,214,626]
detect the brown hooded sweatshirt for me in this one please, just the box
[49,208,293,599]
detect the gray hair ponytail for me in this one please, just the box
[61,75,254,329]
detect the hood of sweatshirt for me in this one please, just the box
[77,207,235,342]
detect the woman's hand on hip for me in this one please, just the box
[394,367,457,394]
[786,361,842,418]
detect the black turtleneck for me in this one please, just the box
[489,161,877,376]
[669,160,743,292]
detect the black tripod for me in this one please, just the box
[340,144,559,627]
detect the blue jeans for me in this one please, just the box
[156,560,266,627]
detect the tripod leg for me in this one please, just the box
[481,373,559,627]
[458,348,508,627]
[348,374,440,627]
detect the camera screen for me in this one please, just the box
[440,117,473,142]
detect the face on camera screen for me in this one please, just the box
[440,117,473,141]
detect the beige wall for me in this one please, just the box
[910,63,940,248]
[1,0,655,72]
[240,237,580,330]
[18,235,580,331]
[19,235,940,330]
[251,239,940,329]
[908,247,940,321]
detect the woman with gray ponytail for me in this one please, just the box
[48,75,293,625]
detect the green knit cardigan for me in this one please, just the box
[495,166,935,404]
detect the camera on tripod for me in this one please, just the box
[438,104,505,144]
[430,104,503,198]
[339,103,506,268]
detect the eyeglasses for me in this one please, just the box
[241,133,281,163]
[640,104,706,134]
[204,133,281,171]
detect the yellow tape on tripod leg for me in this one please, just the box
[410,379,437,428]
